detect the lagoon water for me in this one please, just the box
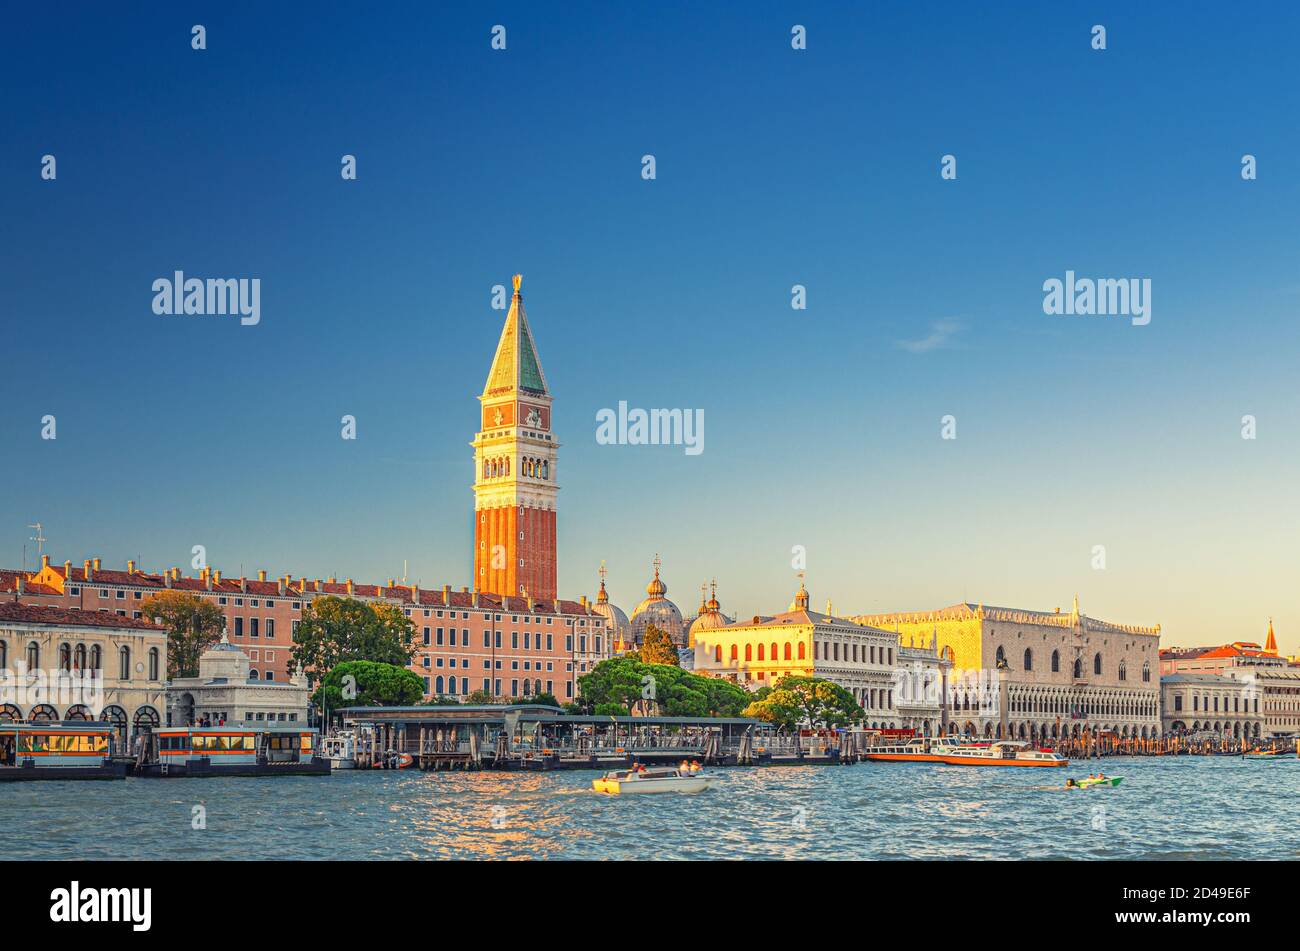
[3,757,1297,860]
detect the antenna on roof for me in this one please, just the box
[28,522,45,558]
[403,560,408,583]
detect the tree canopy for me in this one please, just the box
[139,590,226,679]
[313,660,425,712]
[743,675,865,730]
[636,624,680,666]
[578,656,750,718]
[290,596,417,683]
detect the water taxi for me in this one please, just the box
[940,740,1068,768]
[0,723,126,781]
[1243,748,1286,759]
[592,765,712,795]
[318,731,358,769]
[137,725,330,777]
[863,738,951,763]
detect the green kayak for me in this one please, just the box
[1072,776,1123,789]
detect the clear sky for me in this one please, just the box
[3,3,1298,650]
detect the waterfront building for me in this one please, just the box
[472,274,558,600]
[0,601,167,746]
[692,579,901,727]
[852,597,1161,740]
[1160,624,1300,738]
[166,633,310,727]
[5,561,609,705]
[628,556,686,647]
[893,633,953,737]
[1160,672,1262,739]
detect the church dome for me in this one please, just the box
[590,573,631,647]
[687,581,729,649]
[629,557,685,647]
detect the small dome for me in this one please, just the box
[629,556,685,647]
[590,575,631,645]
[687,580,729,648]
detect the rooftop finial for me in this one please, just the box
[512,273,522,294]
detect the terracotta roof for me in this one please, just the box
[0,602,165,631]
[0,570,60,597]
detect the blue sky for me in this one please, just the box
[2,3,1298,648]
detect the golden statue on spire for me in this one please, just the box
[512,273,522,293]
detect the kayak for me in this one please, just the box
[1068,776,1123,789]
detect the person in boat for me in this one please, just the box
[1065,778,1078,788]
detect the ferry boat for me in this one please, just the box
[940,740,1068,768]
[863,737,953,763]
[0,723,127,781]
[318,731,358,769]
[592,765,712,795]
[137,725,330,777]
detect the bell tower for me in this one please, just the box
[472,275,558,599]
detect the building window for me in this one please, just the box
[1023,649,1032,671]
[266,619,274,639]
[149,648,159,681]
[119,646,131,681]
[1093,653,1102,676]
[1051,650,1060,673]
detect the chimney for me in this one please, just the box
[387,579,395,590]
[240,576,247,593]
[41,554,50,569]
[213,570,222,584]
[164,571,173,589]
[127,559,135,575]
[63,560,71,577]
[442,584,450,606]
[580,595,588,608]
[172,567,180,580]
[16,576,25,594]
[411,583,419,602]
[346,579,354,595]
[93,558,101,572]
[204,569,213,591]
[328,576,337,584]
[277,577,286,596]
[84,559,93,582]
[314,580,322,592]
[258,570,266,582]
[471,591,479,608]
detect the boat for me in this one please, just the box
[939,740,1069,768]
[1068,775,1123,789]
[0,723,127,781]
[863,737,950,763]
[136,725,330,777]
[592,765,713,794]
[1243,749,1286,759]
[318,731,358,769]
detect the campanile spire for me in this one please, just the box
[472,275,558,599]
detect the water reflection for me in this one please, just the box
[0,757,1297,860]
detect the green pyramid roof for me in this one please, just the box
[483,276,550,399]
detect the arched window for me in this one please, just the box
[59,643,72,672]
[1118,661,1127,682]
[148,648,159,681]
[995,646,1006,668]
[1051,650,1059,673]
[447,676,457,696]
[90,645,102,674]
[74,644,87,672]
[797,642,806,660]
[0,640,6,669]
[770,642,778,661]
[1093,653,1102,676]
[730,645,738,661]
[783,642,792,660]
[27,641,39,669]
[249,668,260,680]
[1142,662,1150,683]
[1023,648,1033,671]
[119,646,131,681]
[714,645,722,663]
[757,644,765,661]
[744,644,752,661]
[1072,657,1082,680]
[541,461,549,479]
[435,676,444,694]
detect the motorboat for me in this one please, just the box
[592,765,712,794]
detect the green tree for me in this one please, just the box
[743,675,864,730]
[139,590,226,679]
[578,657,750,717]
[313,660,425,712]
[463,689,497,705]
[637,624,680,666]
[290,596,417,683]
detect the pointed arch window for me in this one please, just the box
[1051,650,1060,673]
[1023,648,1033,671]
[1093,653,1102,676]
[59,643,72,672]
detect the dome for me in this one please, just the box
[687,580,730,648]
[590,574,631,647]
[629,557,685,647]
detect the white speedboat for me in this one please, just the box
[592,766,713,795]
[318,732,357,770]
